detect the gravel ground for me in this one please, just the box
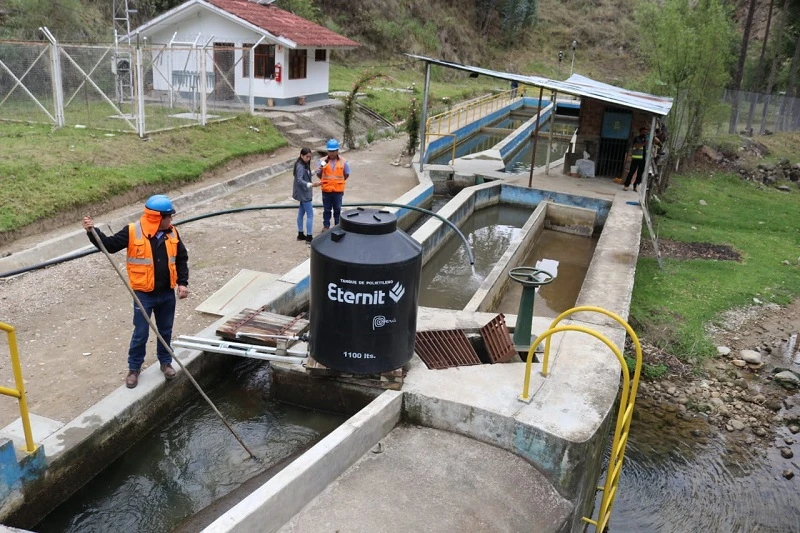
[0,135,416,428]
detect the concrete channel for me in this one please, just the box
[0,96,643,532]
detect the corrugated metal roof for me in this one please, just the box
[406,54,673,116]
[207,0,360,48]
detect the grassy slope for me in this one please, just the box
[634,168,800,359]
[0,116,285,233]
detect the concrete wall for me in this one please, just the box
[202,390,402,533]
[464,202,547,313]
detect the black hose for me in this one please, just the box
[0,202,473,279]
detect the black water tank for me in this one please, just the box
[310,208,422,374]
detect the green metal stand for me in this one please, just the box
[509,267,555,353]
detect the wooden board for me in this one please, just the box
[304,356,404,391]
[195,269,279,316]
[216,309,308,347]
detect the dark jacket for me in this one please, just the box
[292,159,313,202]
[88,225,189,292]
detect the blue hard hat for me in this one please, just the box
[326,139,340,151]
[145,194,176,215]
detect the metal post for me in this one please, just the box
[168,32,177,108]
[527,86,545,188]
[135,45,145,137]
[513,285,537,352]
[41,27,64,127]
[570,40,577,76]
[640,115,657,199]
[0,324,36,453]
[249,36,266,115]
[418,62,431,173]
[545,90,558,175]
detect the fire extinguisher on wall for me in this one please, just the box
[274,63,282,83]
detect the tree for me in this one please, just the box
[636,0,735,189]
[745,0,774,136]
[760,0,790,134]
[728,0,757,134]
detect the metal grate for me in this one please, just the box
[414,330,482,369]
[480,314,518,363]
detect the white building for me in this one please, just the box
[128,0,359,106]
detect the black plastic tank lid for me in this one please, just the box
[339,208,397,235]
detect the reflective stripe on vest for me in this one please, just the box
[320,157,347,193]
[126,221,180,291]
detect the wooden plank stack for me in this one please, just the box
[215,309,309,347]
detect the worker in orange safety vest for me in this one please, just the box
[315,138,351,229]
[82,194,189,389]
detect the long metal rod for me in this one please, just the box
[88,227,258,460]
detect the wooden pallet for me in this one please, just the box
[215,309,308,347]
[304,356,404,391]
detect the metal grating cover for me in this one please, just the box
[480,313,517,364]
[414,329,482,369]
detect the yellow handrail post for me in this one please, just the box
[0,322,36,453]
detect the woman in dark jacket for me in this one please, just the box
[292,147,320,242]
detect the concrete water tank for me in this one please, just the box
[309,208,422,374]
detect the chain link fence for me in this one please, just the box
[708,89,800,136]
[0,37,258,136]
[0,41,57,125]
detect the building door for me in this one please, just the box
[213,43,235,101]
[596,109,632,177]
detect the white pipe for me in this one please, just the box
[172,340,306,364]
[176,335,307,356]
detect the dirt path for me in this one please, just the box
[0,136,415,428]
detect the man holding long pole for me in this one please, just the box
[82,195,189,389]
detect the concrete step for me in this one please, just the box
[273,120,296,130]
[301,137,325,145]
[287,128,311,136]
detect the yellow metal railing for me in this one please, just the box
[0,322,36,453]
[518,306,642,532]
[426,89,522,138]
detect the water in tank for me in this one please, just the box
[309,208,422,374]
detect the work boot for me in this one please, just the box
[125,370,140,389]
[161,363,176,380]
[296,231,305,241]
[305,234,313,243]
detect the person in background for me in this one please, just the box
[316,139,350,230]
[293,147,320,242]
[623,127,649,192]
[82,195,189,389]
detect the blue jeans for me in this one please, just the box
[129,289,175,371]
[322,192,343,228]
[297,200,313,234]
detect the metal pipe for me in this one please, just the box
[527,86,545,187]
[419,62,431,172]
[0,322,36,453]
[545,90,558,175]
[89,227,258,460]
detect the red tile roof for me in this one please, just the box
[206,0,359,48]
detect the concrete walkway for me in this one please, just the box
[279,425,572,533]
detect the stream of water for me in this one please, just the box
[607,400,800,532]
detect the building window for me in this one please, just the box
[315,49,326,62]
[242,43,275,79]
[289,49,307,80]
